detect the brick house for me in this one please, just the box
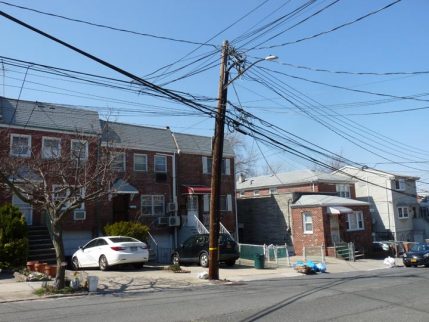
[0,97,236,260]
[291,195,372,256]
[236,170,372,255]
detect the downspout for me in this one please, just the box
[169,127,180,248]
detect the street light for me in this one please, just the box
[208,41,277,280]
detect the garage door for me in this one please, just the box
[63,231,92,256]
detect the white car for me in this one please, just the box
[72,236,149,271]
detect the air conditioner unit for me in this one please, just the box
[157,216,169,225]
[167,202,178,213]
[73,210,86,221]
[168,216,180,227]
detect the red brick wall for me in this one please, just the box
[291,207,327,256]
[338,205,372,253]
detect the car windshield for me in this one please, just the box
[108,237,139,243]
[410,244,429,252]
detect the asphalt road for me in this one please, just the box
[1,268,428,322]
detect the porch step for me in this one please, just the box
[27,226,56,264]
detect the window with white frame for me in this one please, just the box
[398,206,409,219]
[134,154,147,172]
[141,195,164,216]
[203,194,232,212]
[394,179,405,191]
[202,157,231,175]
[269,187,278,195]
[70,140,88,160]
[346,211,364,231]
[10,134,31,157]
[42,137,61,159]
[303,212,313,234]
[52,185,85,210]
[254,190,260,196]
[336,184,351,198]
[111,152,125,171]
[239,190,245,197]
[154,155,167,173]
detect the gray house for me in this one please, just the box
[335,166,427,242]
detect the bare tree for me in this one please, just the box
[0,129,117,289]
[226,132,259,178]
[313,150,347,173]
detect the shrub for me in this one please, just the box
[0,204,28,270]
[103,221,149,242]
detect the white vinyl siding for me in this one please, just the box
[346,211,364,231]
[10,134,31,157]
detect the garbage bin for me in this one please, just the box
[254,254,264,269]
[87,276,99,292]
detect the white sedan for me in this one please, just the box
[72,236,149,271]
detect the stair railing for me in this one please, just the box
[146,232,159,261]
[220,222,234,240]
[193,215,209,234]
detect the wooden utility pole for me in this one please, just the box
[208,40,229,280]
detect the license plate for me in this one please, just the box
[411,259,417,263]
[130,247,137,252]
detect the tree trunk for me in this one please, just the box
[51,215,66,289]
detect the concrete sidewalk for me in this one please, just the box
[0,257,403,303]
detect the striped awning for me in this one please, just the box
[327,206,353,215]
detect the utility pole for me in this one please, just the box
[208,40,229,280]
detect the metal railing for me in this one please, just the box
[193,215,209,234]
[239,243,291,267]
[303,244,326,263]
[146,232,158,261]
[220,222,234,240]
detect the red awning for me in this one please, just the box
[182,185,211,194]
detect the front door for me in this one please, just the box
[12,194,33,225]
[186,195,199,227]
[330,214,341,245]
[112,194,129,222]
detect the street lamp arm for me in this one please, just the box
[225,55,278,88]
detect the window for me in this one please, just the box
[269,187,278,195]
[154,155,167,173]
[52,185,85,210]
[398,206,409,219]
[346,211,364,231]
[303,212,313,234]
[203,194,232,212]
[254,190,260,196]
[394,179,405,191]
[111,152,125,171]
[239,190,245,197]
[134,154,147,172]
[71,140,88,160]
[141,195,165,216]
[336,184,351,198]
[42,137,61,159]
[10,134,31,157]
[202,157,231,175]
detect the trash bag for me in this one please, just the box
[383,256,396,268]
[316,262,327,273]
[305,260,317,271]
[197,272,209,279]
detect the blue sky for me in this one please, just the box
[1,0,428,192]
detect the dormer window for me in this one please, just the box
[394,179,405,191]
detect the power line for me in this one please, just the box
[0,1,216,48]
[255,0,402,50]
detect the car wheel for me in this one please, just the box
[72,257,80,270]
[199,252,209,267]
[172,253,180,265]
[225,260,236,267]
[99,255,109,271]
[404,263,411,267]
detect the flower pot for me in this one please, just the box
[26,261,38,272]
[44,265,57,278]
[34,262,46,273]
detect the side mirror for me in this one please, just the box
[79,246,83,250]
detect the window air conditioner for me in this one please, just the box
[73,210,86,221]
[168,216,181,227]
[157,216,169,225]
[167,202,178,213]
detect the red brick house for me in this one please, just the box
[236,170,372,256]
[291,194,372,256]
[0,97,236,261]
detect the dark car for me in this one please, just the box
[402,243,429,267]
[171,233,239,267]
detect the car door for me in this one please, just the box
[80,239,102,267]
[180,236,198,263]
